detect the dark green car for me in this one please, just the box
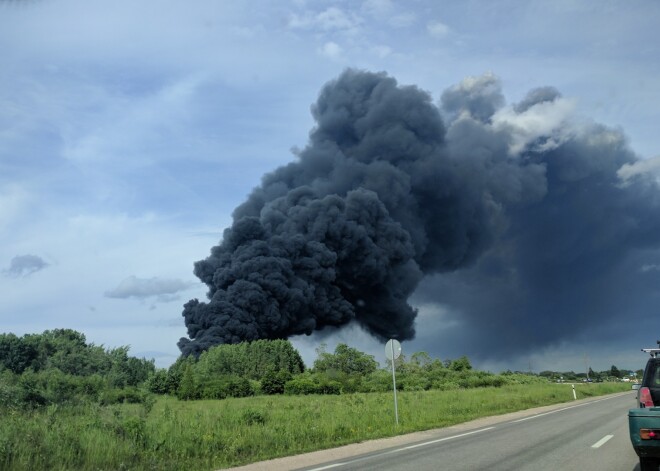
[630,344,660,471]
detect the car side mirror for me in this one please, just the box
[632,383,641,390]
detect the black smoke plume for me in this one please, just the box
[179,69,660,359]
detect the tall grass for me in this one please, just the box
[0,382,629,470]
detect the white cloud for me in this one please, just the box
[361,0,394,18]
[389,12,416,28]
[492,97,577,155]
[641,263,660,273]
[318,41,343,59]
[617,155,660,186]
[62,74,206,165]
[0,184,31,233]
[371,45,392,58]
[317,7,359,31]
[288,7,361,34]
[427,20,450,38]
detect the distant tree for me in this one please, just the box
[176,365,199,400]
[261,370,292,395]
[0,333,35,374]
[145,370,169,394]
[449,355,472,372]
[313,343,378,376]
[195,339,305,381]
[610,365,621,378]
[411,351,432,368]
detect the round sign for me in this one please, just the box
[385,339,402,361]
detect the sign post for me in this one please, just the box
[385,339,402,425]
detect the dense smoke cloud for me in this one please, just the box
[179,69,660,359]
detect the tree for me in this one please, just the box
[411,351,432,368]
[313,343,378,376]
[176,365,199,400]
[195,339,305,381]
[449,355,472,372]
[610,365,621,378]
[0,333,45,374]
[261,370,292,395]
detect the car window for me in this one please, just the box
[646,360,660,387]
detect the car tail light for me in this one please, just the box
[640,387,655,408]
[640,429,660,440]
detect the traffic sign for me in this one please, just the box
[385,339,401,361]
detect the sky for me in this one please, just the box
[2,0,660,374]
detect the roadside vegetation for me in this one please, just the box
[0,330,632,470]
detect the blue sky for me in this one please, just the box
[2,0,659,372]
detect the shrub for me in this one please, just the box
[98,387,150,405]
[0,382,21,410]
[17,371,47,408]
[176,365,200,400]
[261,370,291,395]
[284,377,318,395]
[145,370,169,394]
[226,376,254,398]
[200,376,255,400]
[316,379,342,395]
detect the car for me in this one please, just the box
[629,342,660,471]
[636,346,660,408]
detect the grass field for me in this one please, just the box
[0,382,630,471]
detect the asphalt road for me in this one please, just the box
[226,391,643,471]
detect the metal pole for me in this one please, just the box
[391,341,399,425]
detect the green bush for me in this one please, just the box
[98,387,150,405]
[145,370,170,394]
[17,371,47,408]
[316,379,342,395]
[200,376,255,400]
[226,376,254,398]
[261,370,292,395]
[0,382,21,410]
[284,377,318,395]
[360,370,392,393]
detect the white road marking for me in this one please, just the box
[307,464,346,470]
[307,394,629,471]
[591,435,614,448]
[511,404,586,422]
[305,427,496,470]
[511,393,625,424]
[401,427,496,450]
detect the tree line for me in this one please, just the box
[0,329,155,409]
[0,328,637,410]
[147,341,547,400]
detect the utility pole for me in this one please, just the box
[584,353,590,380]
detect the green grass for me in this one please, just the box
[0,382,629,471]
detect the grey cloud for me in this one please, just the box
[105,276,195,300]
[513,86,561,113]
[440,73,504,123]
[4,254,49,277]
